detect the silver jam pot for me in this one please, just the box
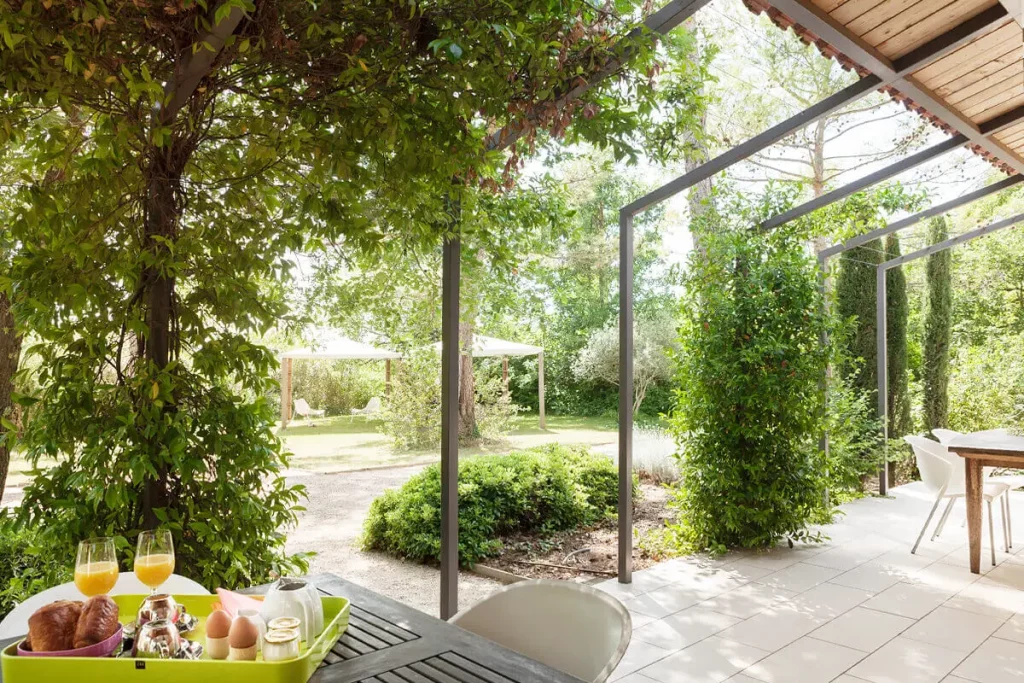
[134,619,183,659]
[137,594,180,627]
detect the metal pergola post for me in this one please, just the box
[618,209,634,583]
[876,265,889,495]
[873,211,1024,496]
[440,234,460,620]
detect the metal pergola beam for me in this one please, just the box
[819,175,1024,259]
[762,0,1024,175]
[761,134,968,230]
[876,212,1024,492]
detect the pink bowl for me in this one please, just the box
[17,624,123,658]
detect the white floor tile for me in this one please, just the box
[698,584,796,619]
[720,562,777,583]
[995,614,1024,645]
[847,636,967,683]
[984,562,1024,591]
[811,606,915,653]
[633,607,742,651]
[903,606,1005,653]
[717,604,826,652]
[639,637,769,683]
[945,577,1024,619]
[951,636,1024,682]
[804,546,876,572]
[831,561,908,593]
[612,674,658,683]
[755,562,841,593]
[611,639,678,680]
[636,584,712,617]
[862,581,952,619]
[911,562,982,594]
[724,675,763,683]
[790,582,874,619]
[741,636,865,683]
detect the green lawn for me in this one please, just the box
[278,413,618,473]
[3,414,618,492]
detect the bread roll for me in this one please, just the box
[27,600,83,652]
[74,595,120,649]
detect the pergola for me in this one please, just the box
[278,337,401,428]
[429,335,546,428]
[434,0,1024,616]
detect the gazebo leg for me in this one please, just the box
[538,352,545,429]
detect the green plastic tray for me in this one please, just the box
[1,593,350,683]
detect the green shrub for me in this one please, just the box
[669,201,837,554]
[361,444,629,565]
[378,350,442,449]
[0,516,72,620]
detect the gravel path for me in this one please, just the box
[284,465,501,618]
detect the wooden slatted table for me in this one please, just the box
[0,573,584,683]
[948,430,1024,575]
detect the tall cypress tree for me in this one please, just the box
[886,233,912,438]
[836,240,882,397]
[923,216,952,433]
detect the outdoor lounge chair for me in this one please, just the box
[449,579,631,683]
[293,398,325,423]
[351,396,382,416]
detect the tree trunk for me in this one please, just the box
[458,321,476,439]
[139,153,180,530]
[811,119,830,254]
[0,291,22,504]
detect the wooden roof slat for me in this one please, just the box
[933,46,1022,96]
[864,0,996,54]
[911,22,1019,85]
[814,0,852,13]
[996,121,1024,143]
[832,0,890,24]
[846,0,922,36]
[960,78,1024,118]
[999,130,1024,149]
[945,62,1024,105]
[972,92,1024,124]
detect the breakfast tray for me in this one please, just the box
[1,593,350,683]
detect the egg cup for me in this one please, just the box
[206,635,229,660]
[228,644,257,661]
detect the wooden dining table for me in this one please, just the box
[948,430,1024,574]
[0,573,584,683]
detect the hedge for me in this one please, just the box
[361,444,628,565]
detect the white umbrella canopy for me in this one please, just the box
[281,336,401,360]
[279,335,400,428]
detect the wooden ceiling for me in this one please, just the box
[748,0,1024,172]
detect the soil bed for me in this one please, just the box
[482,481,674,582]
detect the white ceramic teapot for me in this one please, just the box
[258,578,325,646]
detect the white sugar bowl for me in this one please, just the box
[259,578,323,646]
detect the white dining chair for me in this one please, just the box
[905,435,1010,565]
[930,428,1022,547]
[0,572,209,639]
[449,580,631,683]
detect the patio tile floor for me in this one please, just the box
[598,482,1024,682]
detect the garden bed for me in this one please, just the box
[479,481,673,581]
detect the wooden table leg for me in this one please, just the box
[965,458,984,574]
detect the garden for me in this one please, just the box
[0,0,1023,632]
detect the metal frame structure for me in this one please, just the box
[876,212,1024,476]
[615,0,1024,583]
[438,0,1024,614]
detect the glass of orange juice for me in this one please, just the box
[135,529,175,594]
[74,538,118,597]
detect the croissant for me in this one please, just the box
[74,595,120,649]
[27,600,83,652]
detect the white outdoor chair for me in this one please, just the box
[931,428,1023,546]
[449,580,631,683]
[905,435,1010,565]
[350,396,382,416]
[293,398,325,423]
[0,572,209,639]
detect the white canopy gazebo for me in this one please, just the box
[279,337,401,428]
[429,335,545,428]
